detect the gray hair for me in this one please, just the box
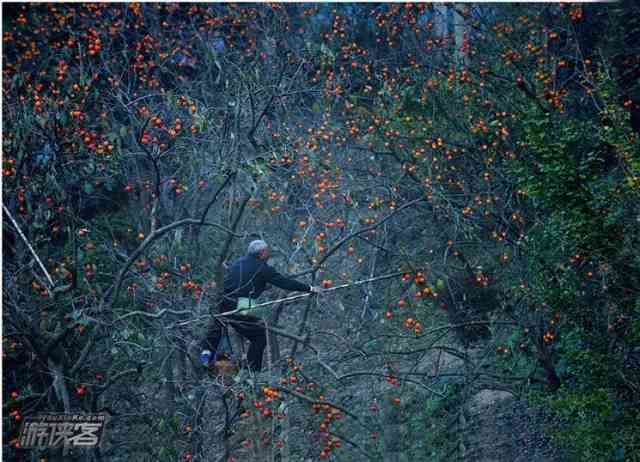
[247,240,268,256]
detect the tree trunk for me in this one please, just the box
[453,5,469,67]
[161,346,176,416]
[434,4,449,38]
[382,391,408,462]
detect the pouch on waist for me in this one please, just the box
[237,297,269,319]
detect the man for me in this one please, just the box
[202,240,320,373]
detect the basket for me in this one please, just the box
[214,358,239,377]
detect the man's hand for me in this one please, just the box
[309,285,322,294]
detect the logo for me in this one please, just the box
[18,413,109,449]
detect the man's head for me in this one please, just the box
[247,240,269,260]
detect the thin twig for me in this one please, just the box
[114,308,194,323]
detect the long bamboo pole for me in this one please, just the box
[215,269,413,317]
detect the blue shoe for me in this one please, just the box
[200,350,212,367]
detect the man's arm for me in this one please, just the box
[263,265,312,292]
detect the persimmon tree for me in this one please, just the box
[3,3,639,462]
[308,3,640,460]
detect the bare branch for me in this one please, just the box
[273,385,376,433]
[295,198,425,276]
[199,171,236,224]
[3,204,55,290]
[104,218,245,307]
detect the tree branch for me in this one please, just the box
[295,198,425,276]
[199,171,236,224]
[103,218,244,307]
[273,385,375,433]
[3,204,55,290]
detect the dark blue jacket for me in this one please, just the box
[222,255,311,303]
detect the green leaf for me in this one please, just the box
[170,416,180,432]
